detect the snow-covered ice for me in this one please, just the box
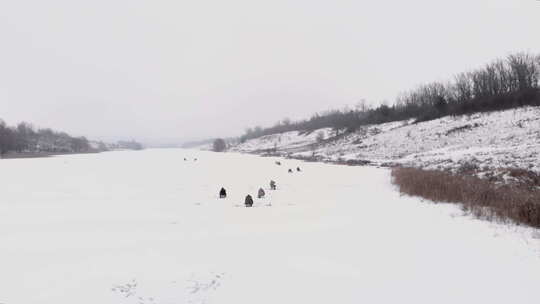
[1,149,539,303]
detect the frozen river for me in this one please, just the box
[1,149,539,303]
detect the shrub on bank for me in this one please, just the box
[391,167,540,228]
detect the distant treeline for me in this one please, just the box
[181,138,214,149]
[0,121,95,155]
[182,137,238,150]
[0,120,143,156]
[241,52,540,142]
[110,140,144,151]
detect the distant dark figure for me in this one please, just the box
[296,167,301,172]
[275,161,281,166]
[270,180,276,190]
[184,158,187,161]
[219,187,227,198]
[288,168,293,173]
[245,194,254,207]
[258,188,265,199]
[194,158,198,161]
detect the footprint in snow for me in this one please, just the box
[111,272,225,304]
[111,279,138,298]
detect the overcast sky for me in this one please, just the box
[1,0,539,145]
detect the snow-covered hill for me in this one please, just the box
[231,106,540,174]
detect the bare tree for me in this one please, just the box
[0,121,16,156]
[213,138,227,152]
[507,53,538,91]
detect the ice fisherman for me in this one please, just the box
[245,194,254,207]
[258,188,265,199]
[219,187,227,198]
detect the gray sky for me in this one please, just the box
[1,0,539,145]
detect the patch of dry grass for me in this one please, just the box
[391,167,540,228]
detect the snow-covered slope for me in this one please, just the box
[235,128,335,153]
[1,149,539,303]
[231,107,540,173]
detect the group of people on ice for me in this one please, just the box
[276,161,301,173]
[219,162,301,207]
[219,179,276,207]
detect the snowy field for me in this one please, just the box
[1,149,540,304]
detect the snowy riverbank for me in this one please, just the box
[231,106,540,175]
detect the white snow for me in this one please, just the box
[1,149,539,303]
[232,106,540,174]
[236,128,335,153]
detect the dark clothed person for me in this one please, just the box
[219,187,227,198]
[258,188,265,199]
[245,195,254,207]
